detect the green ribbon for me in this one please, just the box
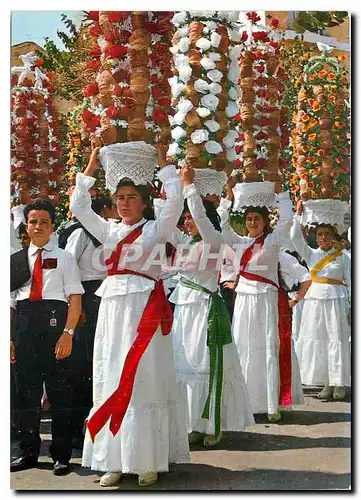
[179,277,233,437]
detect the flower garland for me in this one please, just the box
[11,53,63,206]
[169,11,241,171]
[233,12,283,186]
[293,48,350,201]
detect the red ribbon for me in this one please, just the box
[239,236,292,406]
[87,224,174,441]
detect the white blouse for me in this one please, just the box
[69,166,183,299]
[216,192,294,294]
[290,219,351,301]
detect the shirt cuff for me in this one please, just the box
[156,165,177,183]
[10,299,17,310]
[75,172,96,191]
[183,183,197,198]
[276,191,290,201]
[65,284,85,297]
[220,197,232,210]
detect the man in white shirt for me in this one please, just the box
[64,196,113,448]
[10,199,84,475]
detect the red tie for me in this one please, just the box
[29,249,43,301]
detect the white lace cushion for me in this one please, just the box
[192,168,227,196]
[232,182,276,211]
[302,199,350,233]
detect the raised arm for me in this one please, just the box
[69,148,109,244]
[290,218,312,264]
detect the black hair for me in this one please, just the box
[315,223,337,238]
[17,222,28,237]
[116,179,154,220]
[23,198,55,223]
[244,206,271,236]
[183,198,221,232]
[91,195,113,215]
[334,233,342,242]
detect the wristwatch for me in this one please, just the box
[64,328,74,336]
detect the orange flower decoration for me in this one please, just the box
[302,124,310,133]
[338,54,346,62]
[300,145,309,153]
[309,119,318,128]
[302,114,310,122]
[309,74,317,81]
[307,181,315,189]
[312,102,321,112]
[302,54,309,61]
[317,149,324,156]
[318,70,327,78]
[330,170,337,177]
[311,190,317,197]
[328,73,336,80]
[306,156,316,163]
[308,133,317,141]
[329,95,336,104]
[307,98,314,106]
[291,186,299,192]
[336,156,343,164]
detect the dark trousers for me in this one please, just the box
[70,280,101,438]
[13,300,72,463]
[220,284,236,321]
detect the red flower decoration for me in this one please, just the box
[252,31,269,42]
[113,83,122,96]
[89,47,101,58]
[153,107,168,124]
[106,105,119,119]
[105,45,128,59]
[151,87,162,99]
[270,18,280,28]
[241,31,248,42]
[107,12,129,23]
[234,159,242,168]
[157,97,171,107]
[86,59,101,72]
[89,24,102,38]
[85,11,99,21]
[82,83,99,97]
[246,11,261,23]
[82,108,95,124]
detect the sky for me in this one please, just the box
[11,10,82,50]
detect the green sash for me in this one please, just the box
[179,277,233,437]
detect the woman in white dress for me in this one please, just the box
[217,180,304,421]
[167,166,254,447]
[291,203,351,401]
[70,147,190,487]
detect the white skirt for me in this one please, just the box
[232,290,304,415]
[289,293,305,342]
[82,292,190,473]
[295,297,351,387]
[172,300,255,435]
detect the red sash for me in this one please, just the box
[239,236,292,407]
[87,224,173,442]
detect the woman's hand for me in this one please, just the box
[180,165,194,187]
[55,332,73,360]
[296,199,304,215]
[225,176,235,201]
[83,146,101,176]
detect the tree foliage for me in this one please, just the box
[291,11,349,34]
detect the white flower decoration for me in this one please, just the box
[228,64,239,84]
[201,93,219,111]
[178,37,190,53]
[204,120,220,132]
[171,126,187,140]
[196,37,211,51]
[179,26,189,37]
[209,82,222,95]
[210,32,221,48]
[223,130,238,148]
[229,45,243,62]
[226,148,237,161]
[174,53,189,68]
[205,21,217,31]
[209,52,221,61]
[171,12,187,26]
[200,57,216,70]
[228,86,239,101]
[207,69,223,83]
[173,111,186,125]
[196,107,211,118]
[190,129,209,144]
[226,101,239,118]
[229,29,241,42]
[179,65,192,83]
[178,159,187,167]
[171,82,185,98]
[205,140,223,154]
[178,99,193,114]
[167,142,181,157]
[194,79,209,94]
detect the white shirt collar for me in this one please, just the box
[28,239,54,256]
[119,217,147,230]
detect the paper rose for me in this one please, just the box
[200,57,216,70]
[172,12,187,26]
[174,54,189,68]
[204,120,220,132]
[229,29,241,42]
[226,148,237,162]
[209,82,222,95]
[201,93,219,111]
[205,21,217,31]
[229,45,243,61]
[196,107,211,118]
[207,70,223,83]
[173,111,186,125]
[169,79,185,98]
[194,79,209,94]
[210,32,221,48]
[179,65,192,83]
[226,101,239,118]
[167,142,181,157]
[223,130,238,149]
[168,115,176,127]
[171,126,187,140]
[196,37,211,51]
[209,52,221,61]
[205,140,223,154]
[228,86,239,101]
[178,99,193,114]
[178,37,190,53]
[179,26,189,37]
[228,64,239,84]
[191,129,209,144]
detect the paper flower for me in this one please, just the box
[205,140,223,154]
[196,107,211,118]
[179,65,192,83]
[172,12,187,26]
[223,130,238,148]
[207,70,223,83]
[171,126,187,140]
[170,81,185,98]
[229,45,243,61]
[191,128,209,144]
[204,119,220,132]
[226,101,239,118]
[194,79,209,94]
[196,37,212,51]
[173,111,187,125]
[209,82,222,95]
[226,147,237,161]
[228,64,239,83]
[200,57,216,70]
[205,21,217,31]
[178,99,193,114]
[209,52,222,61]
[201,93,219,111]
[178,37,190,53]
[167,142,181,157]
[228,87,239,100]
[210,32,222,48]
